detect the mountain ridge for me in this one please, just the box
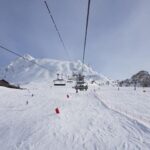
[119,70,150,87]
[0,54,111,85]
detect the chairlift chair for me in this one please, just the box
[74,74,88,92]
[67,76,74,83]
[67,79,73,83]
[53,73,66,86]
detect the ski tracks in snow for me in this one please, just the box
[93,91,150,149]
[1,84,150,149]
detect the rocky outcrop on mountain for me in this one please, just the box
[0,79,21,89]
[119,71,150,87]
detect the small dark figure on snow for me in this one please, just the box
[76,89,78,93]
[118,87,120,91]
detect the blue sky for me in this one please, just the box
[0,0,150,80]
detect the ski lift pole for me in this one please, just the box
[82,0,91,74]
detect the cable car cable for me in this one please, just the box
[0,44,50,71]
[44,1,71,59]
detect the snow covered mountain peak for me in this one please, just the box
[22,54,35,60]
[6,54,35,69]
[0,55,111,84]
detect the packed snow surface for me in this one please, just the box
[96,86,150,128]
[0,82,150,150]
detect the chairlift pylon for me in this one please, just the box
[74,0,91,93]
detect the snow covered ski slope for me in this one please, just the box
[95,86,150,128]
[0,83,150,150]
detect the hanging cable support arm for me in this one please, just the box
[82,0,91,66]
